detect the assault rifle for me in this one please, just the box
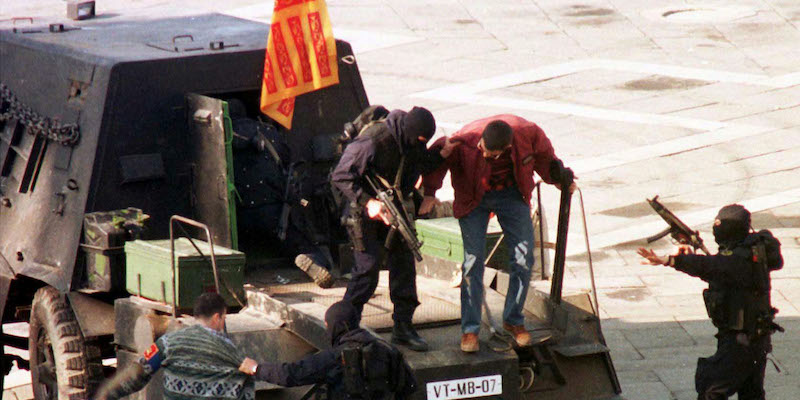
[364,174,423,261]
[646,196,710,255]
[258,134,307,242]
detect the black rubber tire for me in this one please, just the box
[29,287,103,400]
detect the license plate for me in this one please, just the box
[426,374,502,399]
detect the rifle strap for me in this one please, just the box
[394,156,406,189]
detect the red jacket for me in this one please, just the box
[423,114,558,218]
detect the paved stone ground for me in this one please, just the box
[3,1,800,399]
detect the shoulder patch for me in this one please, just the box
[720,249,733,256]
[140,343,163,373]
[144,343,158,360]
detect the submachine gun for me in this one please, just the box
[363,172,424,262]
[646,195,710,255]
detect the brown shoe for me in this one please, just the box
[503,323,532,347]
[460,333,479,353]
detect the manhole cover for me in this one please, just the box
[644,6,757,23]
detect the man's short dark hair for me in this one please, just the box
[481,120,513,150]
[194,292,227,319]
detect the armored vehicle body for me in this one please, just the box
[1,12,619,400]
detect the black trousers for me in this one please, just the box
[343,219,419,323]
[695,333,770,400]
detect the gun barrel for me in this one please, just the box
[646,227,671,243]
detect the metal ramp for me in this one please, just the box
[244,269,529,399]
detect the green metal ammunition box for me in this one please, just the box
[124,238,245,308]
[416,217,508,268]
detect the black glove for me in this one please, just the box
[549,159,574,186]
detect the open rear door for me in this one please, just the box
[185,93,238,249]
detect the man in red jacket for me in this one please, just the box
[420,114,574,353]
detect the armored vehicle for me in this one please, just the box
[1,12,620,400]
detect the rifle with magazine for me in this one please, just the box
[646,195,710,255]
[364,170,424,262]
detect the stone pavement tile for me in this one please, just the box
[721,170,800,206]
[638,344,716,366]
[771,319,800,344]
[460,1,549,22]
[663,179,776,206]
[613,93,715,115]
[771,290,800,317]
[604,329,644,361]
[775,280,800,311]
[653,366,695,393]
[616,369,659,383]
[655,295,708,320]
[679,82,771,103]
[355,36,506,69]
[639,274,708,297]
[671,389,696,400]
[622,323,696,350]
[428,104,564,130]
[716,22,800,48]
[598,295,676,320]
[710,128,800,160]
[723,147,800,177]
[676,319,718,347]
[328,4,412,31]
[558,86,667,108]
[619,381,674,400]
[614,347,700,373]
[728,86,800,109]
[727,104,800,129]
[766,384,800,400]
[590,276,647,289]
[671,101,778,122]
[382,0,483,33]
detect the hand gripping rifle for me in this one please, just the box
[646,195,710,255]
[364,171,424,262]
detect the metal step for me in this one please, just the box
[244,273,525,400]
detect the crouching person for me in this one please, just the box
[95,293,253,400]
[239,301,417,399]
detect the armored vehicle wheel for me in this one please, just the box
[29,287,102,400]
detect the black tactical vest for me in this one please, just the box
[360,123,404,186]
[337,340,406,400]
[702,233,781,339]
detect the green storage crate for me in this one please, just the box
[125,238,245,308]
[415,217,508,268]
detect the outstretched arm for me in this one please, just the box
[637,247,752,287]
[241,351,338,388]
[94,343,163,400]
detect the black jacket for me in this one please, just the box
[255,329,417,399]
[331,110,443,208]
[671,232,782,340]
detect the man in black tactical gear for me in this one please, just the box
[330,106,456,352]
[239,301,417,400]
[229,100,333,288]
[638,204,784,400]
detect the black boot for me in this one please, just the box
[392,321,429,352]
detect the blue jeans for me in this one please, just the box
[458,186,534,334]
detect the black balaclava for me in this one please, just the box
[325,301,360,346]
[401,106,436,148]
[713,204,751,250]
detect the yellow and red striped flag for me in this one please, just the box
[260,0,339,129]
